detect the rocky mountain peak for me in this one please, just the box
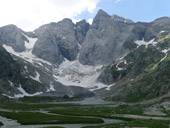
[152,16,170,25]
[111,14,134,23]
[76,19,87,25]
[94,9,110,20]
[60,18,74,25]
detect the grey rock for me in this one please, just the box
[79,9,134,65]
[33,18,79,64]
[0,25,27,52]
[111,14,134,24]
[144,17,170,41]
[75,19,90,44]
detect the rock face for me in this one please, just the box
[0,25,27,52]
[111,14,134,24]
[33,19,90,64]
[75,19,90,44]
[78,9,134,65]
[33,19,78,64]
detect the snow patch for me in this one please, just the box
[49,83,55,91]
[30,71,41,83]
[24,66,28,70]
[3,84,42,98]
[116,60,127,71]
[46,83,56,92]
[160,31,167,34]
[160,48,170,62]
[8,81,14,87]
[135,39,157,47]
[2,33,52,66]
[162,48,170,53]
[24,34,38,50]
[3,44,52,66]
[105,83,116,91]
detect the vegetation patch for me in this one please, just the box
[82,119,170,128]
[0,103,80,111]
[0,122,3,126]
[0,111,103,125]
[50,105,135,121]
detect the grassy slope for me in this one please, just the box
[104,39,170,102]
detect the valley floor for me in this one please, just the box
[0,97,170,128]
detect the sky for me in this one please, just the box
[0,0,169,31]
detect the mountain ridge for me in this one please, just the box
[0,9,170,102]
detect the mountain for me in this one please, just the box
[98,19,170,101]
[79,9,134,65]
[0,9,170,102]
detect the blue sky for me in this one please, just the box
[75,0,170,23]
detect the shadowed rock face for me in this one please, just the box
[75,19,90,44]
[33,19,78,64]
[33,19,90,64]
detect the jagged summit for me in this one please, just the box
[94,9,110,20]
[111,14,134,23]
[0,9,170,101]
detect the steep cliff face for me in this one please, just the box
[79,9,135,65]
[32,18,90,65]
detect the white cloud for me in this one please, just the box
[0,0,100,31]
[115,0,122,3]
[88,19,93,25]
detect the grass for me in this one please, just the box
[42,126,64,128]
[147,63,159,72]
[0,102,169,128]
[0,111,103,125]
[82,119,170,128]
[50,105,143,118]
[164,56,170,61]
[0,102,81,111]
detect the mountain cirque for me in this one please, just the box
[0,9,170,102]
